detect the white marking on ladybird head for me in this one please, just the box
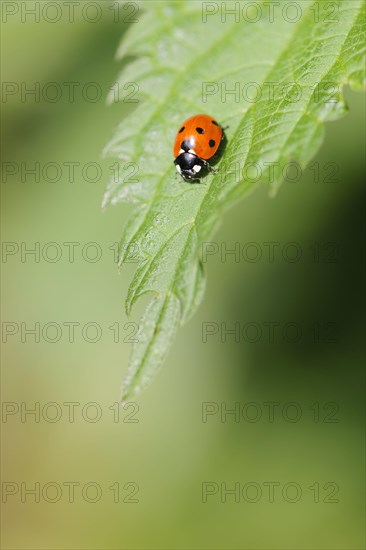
[175,165,181,174]
[188,149,196,154]
[179,148,184,154]
[193,165,202,173]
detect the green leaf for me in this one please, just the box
[103,0,365,401]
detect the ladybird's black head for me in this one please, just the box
[174,152,206,182]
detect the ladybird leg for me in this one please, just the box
[186,173,202,183]
[202,159,219,175]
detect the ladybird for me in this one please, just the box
[173,114,223,182]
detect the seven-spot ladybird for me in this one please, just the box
[173,114,223,182]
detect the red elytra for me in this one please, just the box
[173,114,223,160]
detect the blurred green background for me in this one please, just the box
[1,3,365,549]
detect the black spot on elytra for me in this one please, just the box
[196,127,204,134]
[181,139,194,152]
[211,120,219,126]
[178,126,185,133]
[209,139,216,148]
